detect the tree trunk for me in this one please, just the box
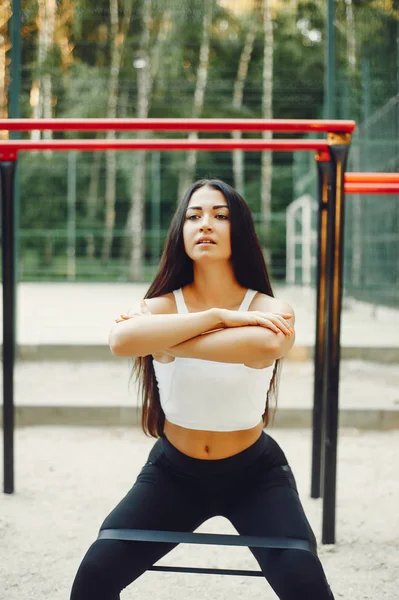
[32,0,56,141]
[123,0,151,280]
[0,2,11,121]
[101,0,133,264]
[261,0,273,266]
[125,3,170,279]
[232,19,257,196]
[177,0,212,201]
[345,0,356,74]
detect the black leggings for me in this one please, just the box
[70,431,334,600]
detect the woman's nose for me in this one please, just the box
[199,216,213,230]
[200,222,212,231]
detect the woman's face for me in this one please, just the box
[183,186,232,262]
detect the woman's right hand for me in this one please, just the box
[218,309,294,336]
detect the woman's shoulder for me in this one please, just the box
[250,291,295,317]
[142,292,177,315]
[143,289,294,318]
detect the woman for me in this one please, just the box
[70,179,335,599]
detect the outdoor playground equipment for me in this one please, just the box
[309,154,399,508]
[1,118,396,568]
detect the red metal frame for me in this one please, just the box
[1,118,356,133]
[0,117,357,160]
[345,172,399,183]
[345,183,399,194]
[0,139,329,157]
[344,173,399,194]
[315,153,399,193]
[345,173,399,194]
[1,119,396,194]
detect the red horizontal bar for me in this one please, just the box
[0,118,356,134]
[345,183,399,194]
[0,139,329,153]
[345,172,399,183]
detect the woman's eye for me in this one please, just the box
[187,214,228,220]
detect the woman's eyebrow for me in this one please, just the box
[186,204,229,211]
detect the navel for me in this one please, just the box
[204,445,210,454]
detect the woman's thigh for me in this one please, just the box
[225,465,334,600]
[226,464,317,548]
[70,459,210,600]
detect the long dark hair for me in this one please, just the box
[130,179,283,437]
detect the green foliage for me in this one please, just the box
[11,0,399,284]
[60,63,109,118]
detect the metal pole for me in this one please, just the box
[311,153,330,499]
[151,151,161,264]
[1,160,17,494]
[322,137,350,544]
[324,0,336,119]
[397,17,399,97]
[67,152,77,280]
[361,58,371,170]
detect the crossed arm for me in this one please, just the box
[111,296,295,367]
[167,319,294,366]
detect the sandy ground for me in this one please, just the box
[1,426,398,600]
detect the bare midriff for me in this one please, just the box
[163,418,264,460]
[158,285,266,459]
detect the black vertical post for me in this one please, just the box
[311,154,331,499]
[1,160,17,494]
[322,139,350,544]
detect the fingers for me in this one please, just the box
[114,314,130,323]
[273,315,294,335]
[251,316,283,335]
[264,311,294,335]
[114,299,151,323]
[257,316,294,335]
[268,322,293,336]
[262,319,281,334]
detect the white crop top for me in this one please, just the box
[152,288,275,432]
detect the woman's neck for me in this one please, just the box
[186,272,246,309]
